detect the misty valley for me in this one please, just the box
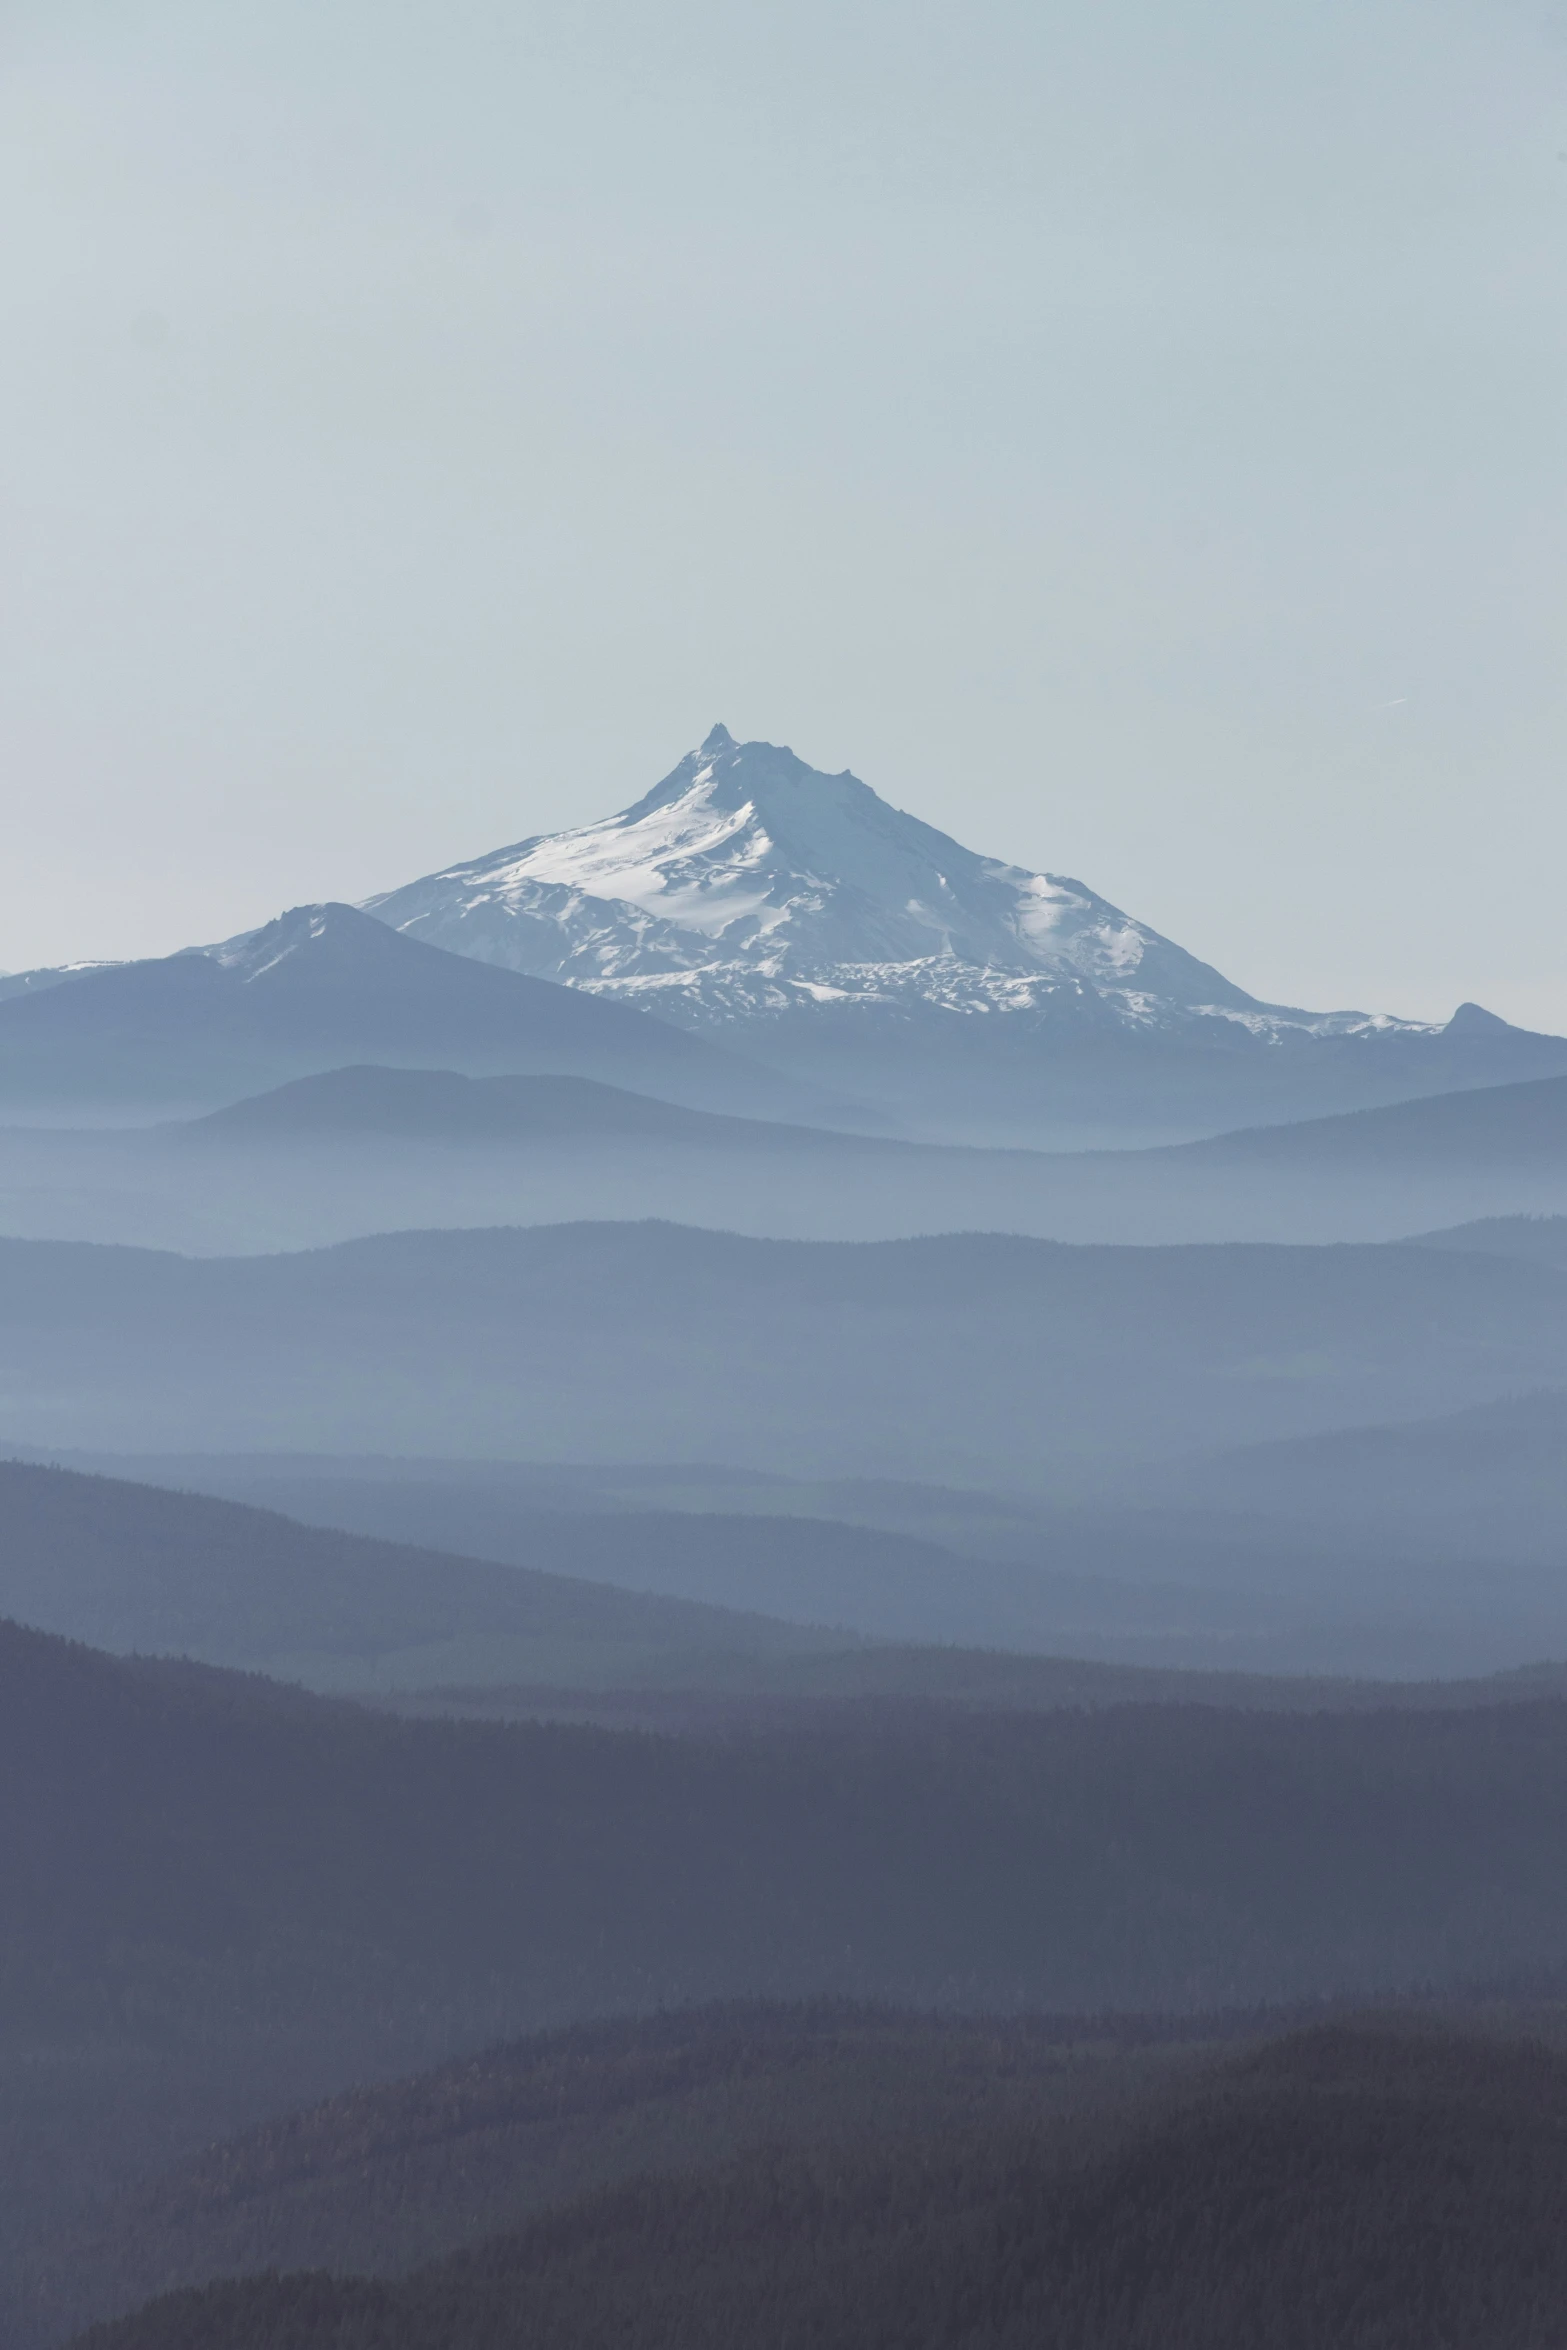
[6,731,1567,2349]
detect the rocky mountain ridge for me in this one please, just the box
[365,726,1432,1042]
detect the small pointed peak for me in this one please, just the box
[1446,1000,1513,1035]
[700,722,734,754]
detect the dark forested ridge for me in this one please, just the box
[373,1652,1567,1732]
[14,1613,1567,2214]
[21,1611,1567,2051]
[70,2020,1567,2350]
[18,1616,1567,2339]
[20,2001,1226,2343]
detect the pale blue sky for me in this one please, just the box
[2,0,1564,1022]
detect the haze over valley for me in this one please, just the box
[4,3,1565,2328]
[4,726,1567,2344]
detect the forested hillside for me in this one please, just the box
[20,1616,1567,2059]
[74,2022,1567,2350]
[21,2003,1222,2342]
[15,1610,1567,2328]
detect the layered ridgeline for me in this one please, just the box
[3,1065,1567,1255]
[0,905,841,1126]
[16,1612,1567,2047]
[20,2003,1220,2346]
[3,1222,1565,1477]
[23,1447,1567,1687]
[62,2021,1567,2350]
[15,1615,1567,2345]
[14,1223,1567,1681]
[365,726,1567,1141]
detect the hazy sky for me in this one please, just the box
[3,0,1564,1022]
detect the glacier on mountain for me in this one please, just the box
[364,725,1428,1043]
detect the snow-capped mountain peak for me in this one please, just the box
[363,729,1420,1039]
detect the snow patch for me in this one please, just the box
[361,729,1433,1046]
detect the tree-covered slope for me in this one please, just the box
[74,2022,1567,2350]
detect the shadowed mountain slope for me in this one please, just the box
[0,1456,1276,1682]
[1173,1071,1567,1170]
[1416,1213,1567,1266]
[15,1616,1567,2046]
[20,1443,1567,1688]
[17,1621,1567,2337]
[0,1458,864,1689]
[1142,1388,1567,1564]
[70,2021,1567,2350]
[184,1065,859,1147]
[0,907,834,1125]
[22,2003,1217,2345]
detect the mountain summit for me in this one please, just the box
[362,730,1567,1143]
[365,728,1398,1041]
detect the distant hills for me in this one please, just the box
[1176,1071,1567,1172]
[0,905,837,1126]
[0,1459,856,1690]
[0,1055,1563,1257]
[188,1064,828,1147]
[1141,1385,1567,1566]
[68,2019,1567,2350]
[0,1220,1564,1673]
[196,1064,1567,1187]
[1,1220,1565,1476]
[0,1453,1302,1687]
[17,1450,1559,1685]
[1416,1212,1567,1266]
[186,1063,1567,1247]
